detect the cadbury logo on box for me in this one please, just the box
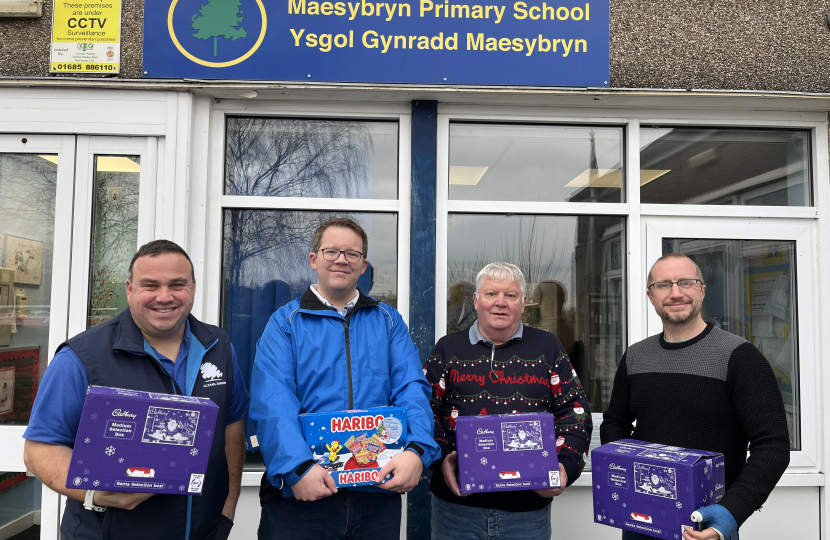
[112,409,137,419]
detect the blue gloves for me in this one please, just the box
[690,504,738,540]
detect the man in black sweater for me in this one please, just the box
[426,262,591,540]
[601,253,790,540]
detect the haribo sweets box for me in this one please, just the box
[592,439,725,540]
[455,412,561,494]
[66,386,218,495]
[299,407,407,488]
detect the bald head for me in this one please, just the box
[647,253,704,286]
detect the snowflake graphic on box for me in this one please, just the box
[118,458,124,463]
[93,480,100,487]
[676,502,683,509]
[191,448,199,456]
[612,493,619,501]
[542,450,549,457]
[170,461,176,467]
[480,457,487,465]
[84,438,90,444]
[142,407,200,447]
[501,420,543,451]
[105,446,116,456]
[179,485,186,492]
[91,413,98,420]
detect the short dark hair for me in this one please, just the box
[311,218,368,256]
[128,240,195,282]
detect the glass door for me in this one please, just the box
[0,135,157,540]
[644,217,817,470]
[0,134,76,540]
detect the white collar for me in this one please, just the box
[310,284,360,317]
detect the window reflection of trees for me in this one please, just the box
[88,159,140,327]
[222,210,397,322]
[0,155,57,248]
[225,117,374,197]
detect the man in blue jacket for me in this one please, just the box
[251,217,439,540]
[23,240,249,540]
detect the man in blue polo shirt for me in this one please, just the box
[23,240,249,540]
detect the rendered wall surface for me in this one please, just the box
[1,0,830,91]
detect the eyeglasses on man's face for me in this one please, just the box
[647,279,704,292]
[318,248,364,263]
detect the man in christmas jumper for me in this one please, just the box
[425,262,592,540]
[601,253,790,540]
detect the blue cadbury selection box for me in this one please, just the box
[66,386,218,495]
[592,439,726,540]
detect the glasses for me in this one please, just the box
[318,248,364,263]
[648,279,704,292]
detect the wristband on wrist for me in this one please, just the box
[83,490,106,512]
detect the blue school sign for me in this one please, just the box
[142,0,609,86]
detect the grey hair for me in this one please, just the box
[476,263,527,298]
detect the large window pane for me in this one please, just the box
[449,124,624,203]
[87,155,140,328]
[640,127,811,206]
[447,214,626,415]
[225,117,398,199]
[663,238,800,450]
[0,154,57,426]
[221,210,398,459]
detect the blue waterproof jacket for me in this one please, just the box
[250,288,439,493]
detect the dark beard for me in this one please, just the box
[660,303,699,324]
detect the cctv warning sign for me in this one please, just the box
[50,0,121,73]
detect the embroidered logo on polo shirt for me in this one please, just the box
[200,362,224,382]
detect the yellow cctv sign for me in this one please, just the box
[50,0,122,73]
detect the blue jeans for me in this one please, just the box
[258,493,402,540]
[622,530,740,540]
[431,495,552,540]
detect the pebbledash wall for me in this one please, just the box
[2,1,830,540]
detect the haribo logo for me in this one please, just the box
[330,415,385,433]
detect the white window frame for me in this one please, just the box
[435,103,829,487]
[198,100,415,491]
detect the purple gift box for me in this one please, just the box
[592,439,725,540]
[66,386,218,495]
[299,407,407,488]
[455,412,560,494]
